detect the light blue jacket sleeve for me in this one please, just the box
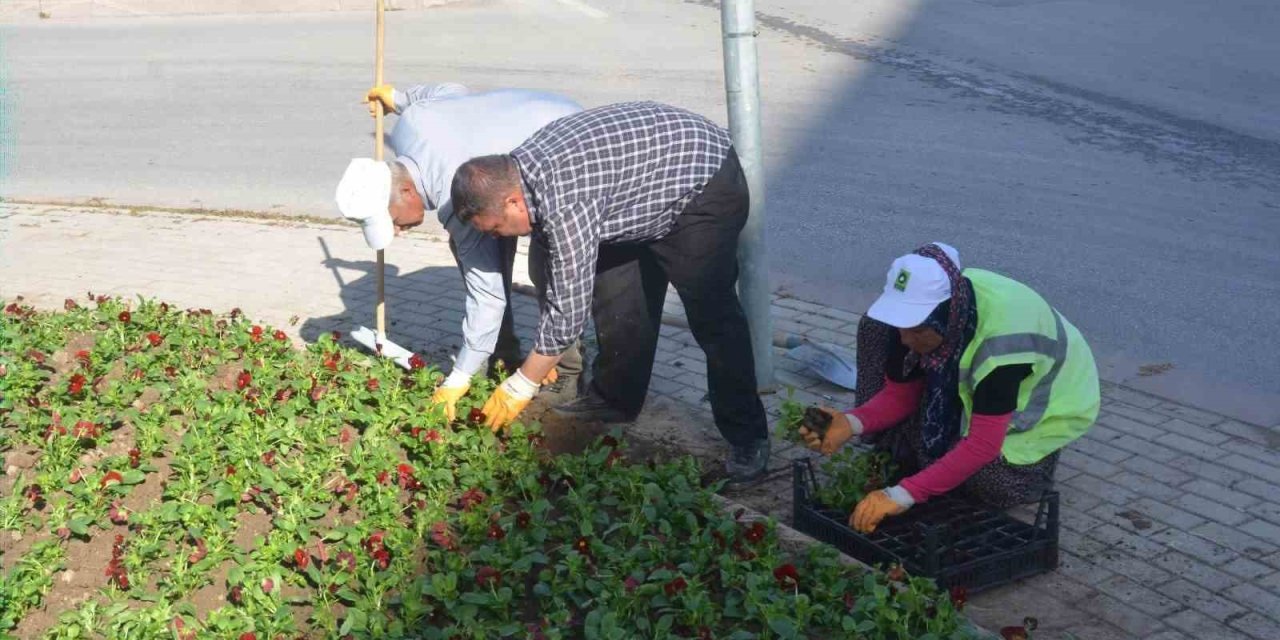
[393,83,470,112]
[451,230,509,377]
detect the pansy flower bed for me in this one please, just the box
[1,296,979,639]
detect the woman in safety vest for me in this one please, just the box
[800,242,1100,534]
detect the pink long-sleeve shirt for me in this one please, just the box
[848,377,1012,503]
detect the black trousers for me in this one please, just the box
[589,149,767,447]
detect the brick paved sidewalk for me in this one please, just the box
[4,202,1280,639]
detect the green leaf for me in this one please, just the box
[67,517,91,537]
[655,615,673,635]
[212,483,237,507]
[340,608,367,634]
[768,618,799,639]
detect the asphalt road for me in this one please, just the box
[2,0,1277,422]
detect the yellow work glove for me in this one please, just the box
[365,84,397,116]
[541,369,559,386]
[799,407,863,455]
[481,370,540,431]
[850,487,913,533]
[431,383,470,422]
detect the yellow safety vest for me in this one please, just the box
[957,269,1101,465]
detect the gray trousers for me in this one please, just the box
[448,237,583,378]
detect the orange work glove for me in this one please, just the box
[850,488,912,534]
[430,383,469,422]
[541,369,559,386]
[798,407,864,455]
[481,370,539,431]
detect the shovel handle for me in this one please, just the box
[374,0,387,337]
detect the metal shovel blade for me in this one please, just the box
[350,325,416,370]
[785,341,858,390]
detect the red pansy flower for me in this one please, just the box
[773,563,800,589]
[475,566,501,588]
[336,550,357,573]
[664,577,688,597]
[147,332,163,347]
[459,487,487,511]
[430,522,455,550]
[188,538,208,564]
[73,421,100,439]
[236,370,252,390]
[99,470,124,488]
[118,310,131,323]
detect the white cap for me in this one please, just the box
[335,158,394,251]
[866,243,961,328]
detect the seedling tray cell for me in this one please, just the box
[792,459,1059,593]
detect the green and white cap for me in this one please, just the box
[867,242,960,329]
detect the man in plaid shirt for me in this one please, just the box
[450,101,770,482]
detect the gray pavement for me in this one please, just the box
[2,1,1277,423]
[5,202,1280,639]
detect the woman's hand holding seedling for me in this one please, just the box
[800,407,863,455]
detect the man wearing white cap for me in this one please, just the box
[800,242,1100,533]
[335,82,584,419]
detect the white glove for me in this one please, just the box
[498,370,540,400]
[442,369,472,389]
[883,485,916,509]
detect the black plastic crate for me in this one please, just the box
[792,459,1059,593]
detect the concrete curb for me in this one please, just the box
[0,0,466,22]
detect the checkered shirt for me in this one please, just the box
[512,101,732,355]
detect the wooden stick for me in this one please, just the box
[374,0,387,338]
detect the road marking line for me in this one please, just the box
[554,0,607,19]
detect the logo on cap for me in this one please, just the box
[893,269,911,292]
